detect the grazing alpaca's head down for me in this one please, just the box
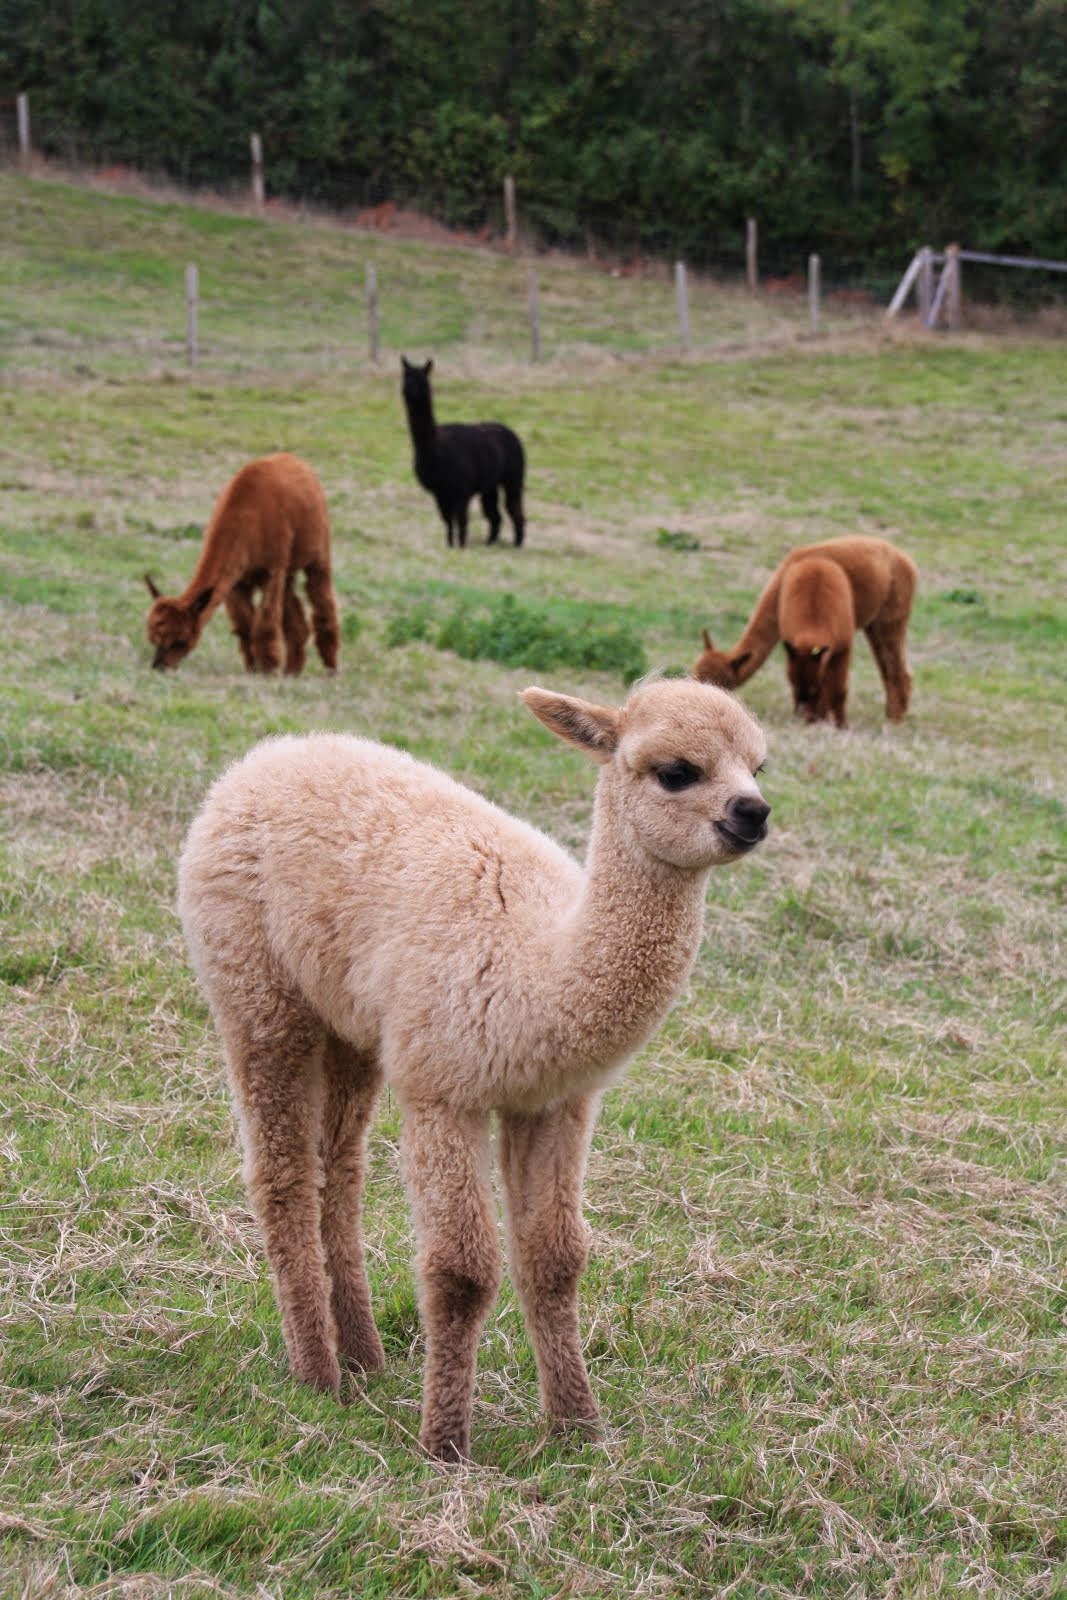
[143,453,339,675]
[693,628,750,691]
[693,535,917,728]
[144,576,213,670]
[178,677,768,1462]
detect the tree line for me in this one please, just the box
[4,0,1066,279]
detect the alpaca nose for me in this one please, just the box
[726,794,770,841]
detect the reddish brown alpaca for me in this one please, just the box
[693,535,917,728]
[144,453,339,674]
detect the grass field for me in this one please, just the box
[1,169,1065,1599]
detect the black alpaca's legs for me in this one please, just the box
[455,501,470,549]
[505,482,525,547]
[435,495,454,548]
[480,488,502,544]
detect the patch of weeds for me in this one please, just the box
[435,593,647,684]
[386,607,434,648]
[942,587,984,605]
[656,527,701,552]
[340,612,362,645]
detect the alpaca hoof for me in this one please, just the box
[338,1330,386,1373]
[549,1409,602,1440]
[291,1349,342,1397]
[420,1425,471,1464]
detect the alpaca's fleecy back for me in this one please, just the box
[187,454,330,598]
[179,733,585,1103]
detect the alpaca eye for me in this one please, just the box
[810,646,823,658]
[654,759,703,792]
[755,762,766,775]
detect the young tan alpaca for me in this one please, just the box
[144,453,339,674]
[693,535,917,728]
[178,678,769,1462]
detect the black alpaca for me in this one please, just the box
[401,357,526,548]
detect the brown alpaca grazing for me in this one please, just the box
[178,677,769,1462]
[693,535,917,728]
[144,453,339,674]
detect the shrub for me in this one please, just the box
[389,593,647,684]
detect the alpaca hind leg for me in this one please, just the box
[282,581,310,676]
[499,1096,600,1429]
[504,481,525,547]
[480,487,502,544]
[224,587,256,671]
[319,1033,385,1371]
[865,619,912,720]
[455,501,470,549]
[251,569,285,672]
[224,1000,340,1394]
[401,1102,502,1460]
[304,563,339,672]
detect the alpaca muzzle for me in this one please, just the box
[715,794,770,851]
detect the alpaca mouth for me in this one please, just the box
[714,819,767,853]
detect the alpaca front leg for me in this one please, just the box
[434,496,454,548]
[251,571,286,672]
[319,1034,385,1371]
[401,1102,502,1461]
[224,587,256,671]
[499,1096,600,1431]
[226,1011,341,1395]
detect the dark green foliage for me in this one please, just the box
[656,528,701,552]
[391,592,647,683]
[4,0,1067,275]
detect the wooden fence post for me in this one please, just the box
[946,243,962,330]
[807,253,821,333]
[917,246,933,325]
[250,133,264,212]
[504,175,517,252]
[527,267,540,361]
[367,264,380,363]
[185,263,199,367]
[17,93,30,171]
[746,217,758,292]
[885,250,923,321]
[675,261,691,351]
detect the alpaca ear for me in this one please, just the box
[144,573,161,599]
[521,688,620,762]
[190,587,213,618]
[701,628,714,651]
[401,355,411,371]
[731,650,752,676]
[424,359,433,375]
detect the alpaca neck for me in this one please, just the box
[549,776,709,1065]
[731,568,783,683]
[404,391,438,462]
